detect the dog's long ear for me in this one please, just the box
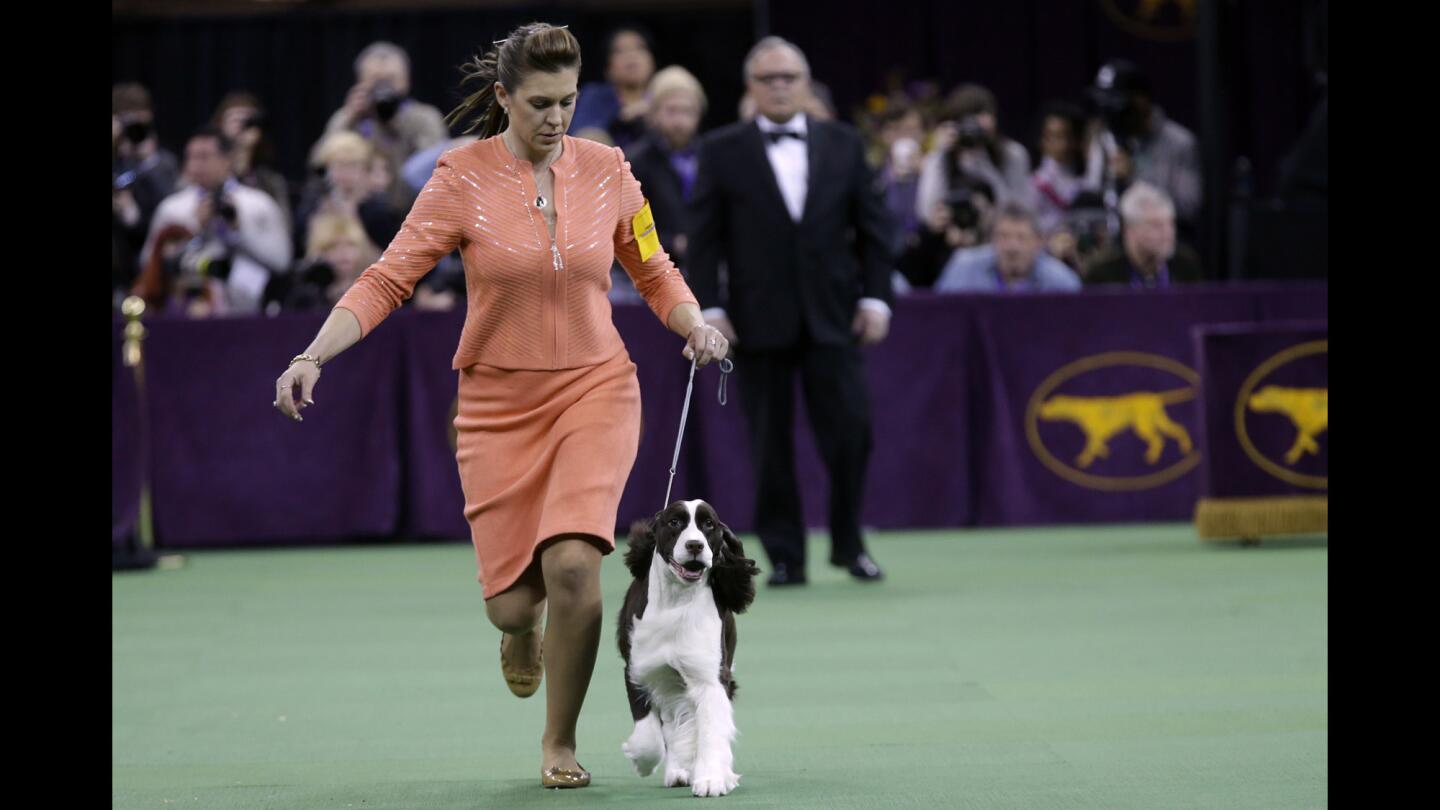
[624,514,661,578]
[710,523,759,614]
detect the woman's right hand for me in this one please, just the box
[274,360,321,422]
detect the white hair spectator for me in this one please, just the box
[1119,181,1175,225]
[742,36,810,81]
[354,41,410,77]
[648,65,708,114]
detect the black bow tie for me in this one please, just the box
[764,129,805,144]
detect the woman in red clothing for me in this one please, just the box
[271,22,729,789]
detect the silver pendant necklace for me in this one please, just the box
[535,194,547,209]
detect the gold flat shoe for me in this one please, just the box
[499,623,543,698]
[541,763,591,788]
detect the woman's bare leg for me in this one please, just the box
[536,535,605,771]
[485,558,547,673]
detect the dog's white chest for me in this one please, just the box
[629,598,724,686]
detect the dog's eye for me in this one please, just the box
[668,518,682,529]
[702,518,714,530]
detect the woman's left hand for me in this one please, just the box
[684,322,730,367]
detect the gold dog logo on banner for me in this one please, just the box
[1235,341,1327,489]
[1026,352,1201,491]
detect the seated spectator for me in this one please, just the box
[571,26,656,150]
[1084,182,1203,287]
[916,83,1035,221]
[1031,100,1099,237]
[934,203,1080,292]
[212,91,292,231]
[136,126,292,316]
[113,82,180,301]
[1086,58,1201,228]
[897,179,995,289]
[296,132,403,259]
[310,41,449,204]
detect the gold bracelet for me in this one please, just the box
[289,353,322,370]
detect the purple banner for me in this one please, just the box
[966,287,1262,524]
[1194,322,1328,499]
[111,283,1327,548]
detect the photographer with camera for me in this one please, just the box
[311,41,449,205]
[895,178,996,289]
[138,126,292,317]
[933,202,1080,293]
[213,91,292,232]
[113,83,179,302]
[915,83,1034,226]
[1085,59,1201,229]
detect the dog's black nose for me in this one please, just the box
[685,540,704,555]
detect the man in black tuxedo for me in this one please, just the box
[688,36,895,586]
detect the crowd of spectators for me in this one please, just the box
[113,31,1208,319]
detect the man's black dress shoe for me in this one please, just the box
[840,553,884,582]
[766,563,808,586]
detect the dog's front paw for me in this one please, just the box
[621,739,662,777]
[663,765,691,787]
[622,714,666,777]
[691,770,740,797]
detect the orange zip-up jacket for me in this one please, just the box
[336,135,698,370]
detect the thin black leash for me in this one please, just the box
[664,356,733,509]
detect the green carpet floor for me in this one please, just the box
[113,525,1327,808]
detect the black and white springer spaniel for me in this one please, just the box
[616,499,760,798]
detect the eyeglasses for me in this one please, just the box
[751,72,803,86]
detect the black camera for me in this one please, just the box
[265,259,337,312]
[945,181,994,232]
[123,120,152,145]
[1095,94,1138,140]
[371,80,402,122]
[1065,194,1112,260]
[164,239,233,297]
[212,190,239,226]
[955,117,988,150]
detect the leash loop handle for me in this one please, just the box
[663,356,735,509]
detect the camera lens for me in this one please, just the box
[123,120,152,144]
[371,81,401,122]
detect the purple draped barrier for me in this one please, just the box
[141,314,405,546]
[1192,321,1328,538]
[396,308,468,539]
[111,283,1327,548]
[966,286,1264,524]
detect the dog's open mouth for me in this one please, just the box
[669,559,707,582]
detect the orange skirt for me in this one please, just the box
[454,348,642,599]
